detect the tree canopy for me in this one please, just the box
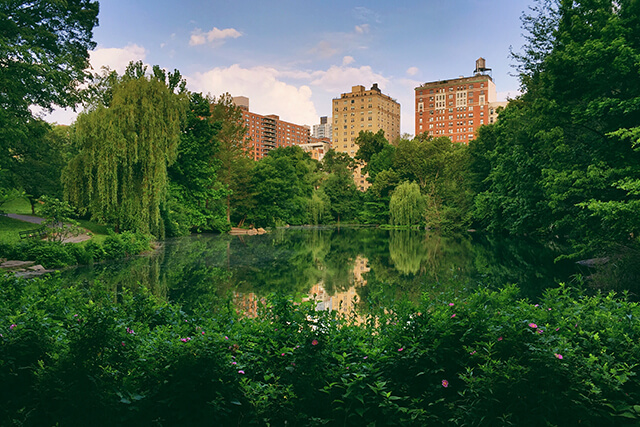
[64,62,188,237]
[472,0,640,254]
[0,0,99,113]
[0,0,99,197]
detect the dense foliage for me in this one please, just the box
[63,63,188,237]
[166,92,229,235]
[0,231,150,268]
[470,0,640,256]
[0,0,98,208]
[354,131,473,231]
[3,274,640,425]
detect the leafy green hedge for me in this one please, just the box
[1,274,640,425]
[0,231,151,268]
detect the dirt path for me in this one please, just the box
[6,213,44,224]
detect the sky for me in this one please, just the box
[42,0,537,135]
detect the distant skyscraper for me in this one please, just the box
[232,96,311,161]
[414,58,507,143]
[312,116,332,140]
[331,84,401,190]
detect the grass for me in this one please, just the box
[0,196,113,246]
[0,216,44,244]
[1,196,36,215]
[77,219,113,235]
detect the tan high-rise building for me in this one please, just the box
[414,58,507,143]
[332,84,401,190]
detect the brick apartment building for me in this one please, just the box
[415,58,506,143]
[233,96,312,161]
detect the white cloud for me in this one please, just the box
[355,24,370,34]
[189,27,242,46]
[187,64,319,126]
[406,66,419,76]
[342,56,355,66]
[89,44,147,74]
[309,40,338,58]
[310,65,388,94]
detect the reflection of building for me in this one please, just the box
[233,96,312,161]
[332,84,401,191]
[234,257,371,319]
[234,292,261,318]
[414,58,508,143]
[308,256,369,317]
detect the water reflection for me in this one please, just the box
[62,227,578,314]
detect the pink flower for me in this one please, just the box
[555,328,560,331]
[363,356,368,359]
[224,336,229,340]
[121,342,125,346]
[537,329,543,334]
[451,314,456,318]
[498,336,503,341]
[534,304,539,307]
[442,379,449,388]
[10,324,16,330]
[470,350,476,355]
[202,331,205,335]
[555,353,563,360]
[238,370,245,374]
[528,323,537,328]
[281,353,285,356]
[311,339,318,346]
[449,303,454,306]
[232,361,237,365]
[548,308,552,311]
[398,347,404,352]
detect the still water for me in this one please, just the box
[62,227,580,315]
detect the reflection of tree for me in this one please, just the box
[469,235,575,300]
[388,230,426,275]
[59,228,577,315]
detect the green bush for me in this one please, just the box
[2,275,640,425]
[0,231,151,269]
[24,241,77,268]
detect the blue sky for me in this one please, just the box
[45,0,537,135]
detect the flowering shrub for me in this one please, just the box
[2,274,640,425]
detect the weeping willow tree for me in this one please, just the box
[63,62,188,237]
[307,189,330,225]
[389,181,425,227]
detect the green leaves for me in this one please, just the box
[475,0,640,252]
[64,65,188,237]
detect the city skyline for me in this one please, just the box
[41,0,535,135]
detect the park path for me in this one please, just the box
[6,213,91,243]
[6,213,44,224]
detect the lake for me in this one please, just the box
[61,227,581,315]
